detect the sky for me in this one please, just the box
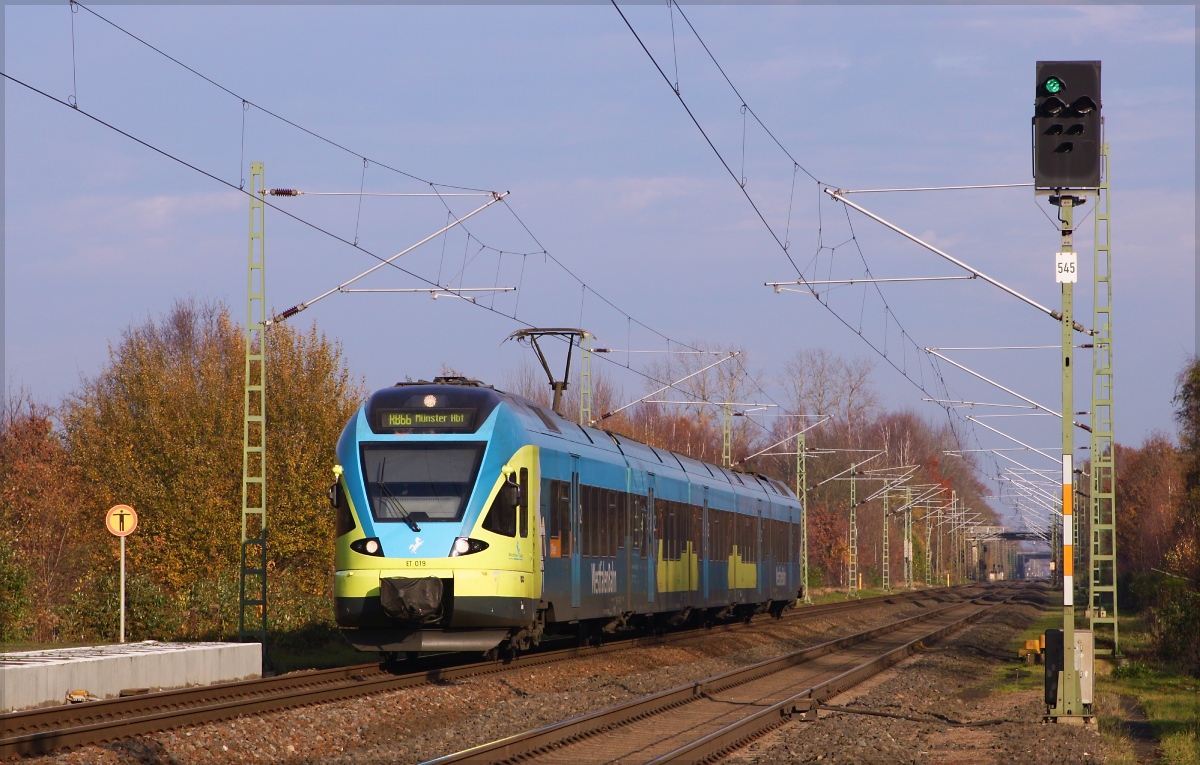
[3,4,1196,525]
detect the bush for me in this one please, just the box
[56,570,184,643]
[1113,661,1155,680]
[1146,583,1200,673]
[0,544,31,642]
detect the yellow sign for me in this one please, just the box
[106,505,138,537]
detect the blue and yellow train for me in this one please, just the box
[331,377,804,655]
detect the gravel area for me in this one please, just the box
[26,594,964,765]
[721,587,1117,765]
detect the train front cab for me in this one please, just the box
[332,384,544,655]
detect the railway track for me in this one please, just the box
[0,584,979,758]
[426,583,1030,765]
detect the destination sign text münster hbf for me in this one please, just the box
[380,408,474,430]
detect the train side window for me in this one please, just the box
[601,487,611,557]
[580,485,592,557]
[549,479,571,558]
[634,495,647,559]
[574,484,583,557]
[690,504,700,558]
[482,478,518,538]
[595,485,605,557]
[546,479,558,556]
[590,487,600,558]
[561,481,572,557]
[627,493,636,555]
[708,510,718,561]
[613,490,625,552]
[519,468,529,538]
[657,501,667,561]
[667,501,676,561]
[588,485,602,557]
[605,489,618,556]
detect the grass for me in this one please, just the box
[266,623,381,675]
[802,583,958,605]
[269,640,379,674]
[986,601,1063,694]
[1095,615,1200,765]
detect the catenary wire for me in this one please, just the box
[70,1,493,194]
[63,0,797,429]
[0,67,756,419]
[613,2,1013,489]
[66,3,741,400]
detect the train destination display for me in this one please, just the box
[378,408,475,430]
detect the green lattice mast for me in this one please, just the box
[797,432,810,602]
[848,464,858,595]
[882,487,891,591]
[239,162,268,657]
[1088,143,1119,656]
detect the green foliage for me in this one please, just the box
[805,565,824,589]
[56,568,184,643]
[0,543,31,642]
[1148,585,1200,672]
[1161,730,1199,765]
[1112,661,1154,680]
[58,298,366,642]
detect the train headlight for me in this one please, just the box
[350,537,385,557]
[449,537,489,557]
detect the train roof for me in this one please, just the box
[369,377,797,501]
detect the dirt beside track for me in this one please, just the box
[721,591,1115,765]
[23,595,970,765]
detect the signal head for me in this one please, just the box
[1041,76,1065,96]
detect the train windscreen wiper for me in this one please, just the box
[377,458,421,532]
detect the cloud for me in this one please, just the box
[932,55,989,74]
[9,191,243,275]
[1070,6,1195,44]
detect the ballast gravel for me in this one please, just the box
[24,594,969,765]
[721,589,1115,765]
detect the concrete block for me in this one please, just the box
[0,641,262,712]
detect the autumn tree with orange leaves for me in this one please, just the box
[0,299,366,644]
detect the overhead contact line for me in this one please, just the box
[0,68,751,411]
[51,4,760,418]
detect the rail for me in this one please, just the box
[0,584,978,758]
[425,583,1032,764]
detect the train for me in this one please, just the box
[330,376,805,656]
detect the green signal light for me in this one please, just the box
[1044,77,1063,94]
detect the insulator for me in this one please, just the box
[268,189,300,196]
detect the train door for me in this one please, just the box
[623,472,631,613]
[788,504,795,597]
[570,455,581,609]
[646,474,656,605]
[519,465,539,589]
[702,487,710,600]
[538,467,546,596]
[756,499,764,597]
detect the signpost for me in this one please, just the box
[105,504,138,643]
[1035,60,1102,723]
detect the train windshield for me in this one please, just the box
[360,442,485,524]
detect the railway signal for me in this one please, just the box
[1034,61,1102,190]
